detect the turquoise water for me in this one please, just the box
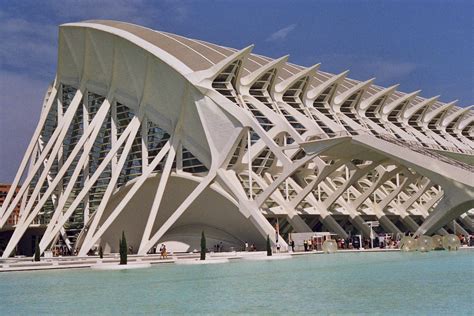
[1,251,473,315]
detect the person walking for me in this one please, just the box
[163,244,168,259]
[159,244,166,259]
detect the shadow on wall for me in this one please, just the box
[95,173,266,254]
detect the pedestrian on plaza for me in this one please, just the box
[303,240,308,252]
[163,244,168,259]
[159,244,165,259]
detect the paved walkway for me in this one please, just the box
[1,246,472,273]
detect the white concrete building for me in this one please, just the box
[0,20,472,257]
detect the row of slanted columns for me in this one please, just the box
[245,154,465,239]
[209,46,472,237]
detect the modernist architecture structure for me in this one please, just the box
[0,21,472,257]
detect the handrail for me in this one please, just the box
[305,129,474,172]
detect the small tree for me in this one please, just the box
[119,231,127,265]
[98,245,103,259]
[34,237,41,262]
[200,231,206,260]
[266,235,272,256]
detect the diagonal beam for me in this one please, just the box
[39,115,140,254]
[78,139,172,255]
[255,153,316,207]
[40,115,141,252]
[289,159,345,209]
[139,171,217,254]
[0,85,57,219]
[1,87,82,225]
[138,136,179,252]
[1,94,111,258]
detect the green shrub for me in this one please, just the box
[200,231,206,260]
[119,231,127,265]
[99,245,103,259]
[34,238,41,262]
[266,235,272,256]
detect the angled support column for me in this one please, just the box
[322,160,384,209]
[1,87,82,226]
[458,214,473,233]
[139,171,217,254]
[2,96,110,258]
[394,178,433,233]
[255,154,316,207]
[43,117,141,254]
[416,188,474,236]
[216,170,288,248]
[40,116,142,253]
[286,177,349,238]
[258,173,312,233]
[138,136,179,252]
[78,139,172,256]
[289,159,346,208]
[348,213,373,238]
[0,85,57,220]
[446,220,469,236]
[370,175,416,234]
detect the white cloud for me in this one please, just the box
[0,1,191,181]
[0,15,57,79]
[362,60,417,83]
[0,1,190,79]
[265,24,297,42]
[314,53,417,84]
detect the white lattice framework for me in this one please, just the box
[1,21,473,257]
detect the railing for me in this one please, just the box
[305,129,474,172]
[376,134,474,172]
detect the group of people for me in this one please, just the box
[159,244,168,259]
[302,239,318,251]
[149,243,168,259]
[244,242,258,252]
[52,245,72,256]
[459,234,474,246]
[45,232,474,259]
[213,242,225,252]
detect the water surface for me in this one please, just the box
[1,251,472,315]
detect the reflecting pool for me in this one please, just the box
[1,251,472,315]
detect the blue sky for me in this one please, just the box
[0,0,472,182]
